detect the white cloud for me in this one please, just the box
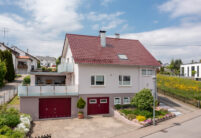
[88,12,125,30]
[101,0,114,7]
[17,0,83,34]
[0,0,84,57]
[159,0,201,18]
[121,22,201,63]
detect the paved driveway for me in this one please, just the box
[31,116,139,138]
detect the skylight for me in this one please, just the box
[118,54,128,60]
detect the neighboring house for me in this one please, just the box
[36,56,56,67]
[0,43,19,71]
[180,63,201,79]
[18,31,160,120]
[11,46,39,74]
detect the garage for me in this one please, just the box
[39,98,71,119]
[87,97,109,115]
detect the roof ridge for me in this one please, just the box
[66,33,139,41]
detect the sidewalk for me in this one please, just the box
[113,93,201,138]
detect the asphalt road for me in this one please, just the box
[144,115,201,138]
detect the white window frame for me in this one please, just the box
[91,75,105,86]
[119,75,132,86]
[100,99,107,103]
[89,99,97,104]
[123,97,130,104]
[114,97,121,105]
[141,69,155,76]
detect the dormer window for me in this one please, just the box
[118,54,128,60]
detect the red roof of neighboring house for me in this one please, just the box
[66,34,161,67]
[52,65,56,67]
[17,56,30,59]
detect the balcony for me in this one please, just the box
[57,63,74,73]
[18,85,78,97]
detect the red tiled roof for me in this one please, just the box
[66,34,161,67]
[17,56,30,59]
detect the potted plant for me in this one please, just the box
[77,97,86,119]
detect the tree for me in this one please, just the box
[37,61,41,68]
[168,59,182,75]
[0,60,7,87]
[0,50,15,82]
[131,89,154,110]
[56,56,61,67]
[77,97,86,110]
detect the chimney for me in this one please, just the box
[27,49,29,53]
[99,30,106,47]
[115,33,120,39]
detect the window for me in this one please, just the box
[142,69,154,76]
[118,54,128,60]
[197,66,199,77]
[187,67,189,76]
[91,75,104,86]
[89,99,97,104]
[123,97,130,104]
[100,99,107,103]
[119,75,131,86]
[114,97,121,105]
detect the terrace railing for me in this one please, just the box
[18,85,78,97]
[57,63,74,73]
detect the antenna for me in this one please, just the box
[1,27,9,43]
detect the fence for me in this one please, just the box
[0,86,18,105]
[158,88,201,108]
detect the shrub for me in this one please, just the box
[0,60,7,87]
[0,50,15,82]
[114,104,135,110]
[0,125,12,136]
[136,115,146,122]
[131,89,153,110]
[23,75,30,85]
[77,97,86,109]
[127,114,136,120]
[11,130,25,138]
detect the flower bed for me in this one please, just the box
[118,107,175,127]
[0,106,32,137]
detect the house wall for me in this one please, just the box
[78,64,155,95]
[180,63,201,78]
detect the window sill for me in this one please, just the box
[90,85,105,88]
[119,85,132,87]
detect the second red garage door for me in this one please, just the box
[87,97,109,115]
[39,98,71,119]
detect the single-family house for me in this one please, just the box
[36,56,56,68]
[180,63,201,80]
[18,31,160,120]
[11,46,39,74]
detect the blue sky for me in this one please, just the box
[1,0,201,63]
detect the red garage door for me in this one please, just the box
[87,97,109,115]
[39,98,71,119]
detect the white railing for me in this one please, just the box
[18,85,78,97]
[57,63,74,73]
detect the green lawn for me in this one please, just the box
[8,96,20,105]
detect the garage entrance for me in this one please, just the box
[39,98,71,119]
[87,97,109,115]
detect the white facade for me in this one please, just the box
[62,44,156,95]
[180,63,201,78]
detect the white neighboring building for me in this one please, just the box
[36,56,56,67]
[180,63,201,79]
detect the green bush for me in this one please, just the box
[0,108,20,128]
[23,75,30,85]
[0,125,12,136]
[0,126,24,138]
[114,104,135,110]
[131,89,154,110]
[77,97,86,109]
[42,67,46,72]
[127,114,136,120]
[0,60,7,87]
[0,50,15,82]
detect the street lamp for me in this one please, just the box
[152,76,157,126]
